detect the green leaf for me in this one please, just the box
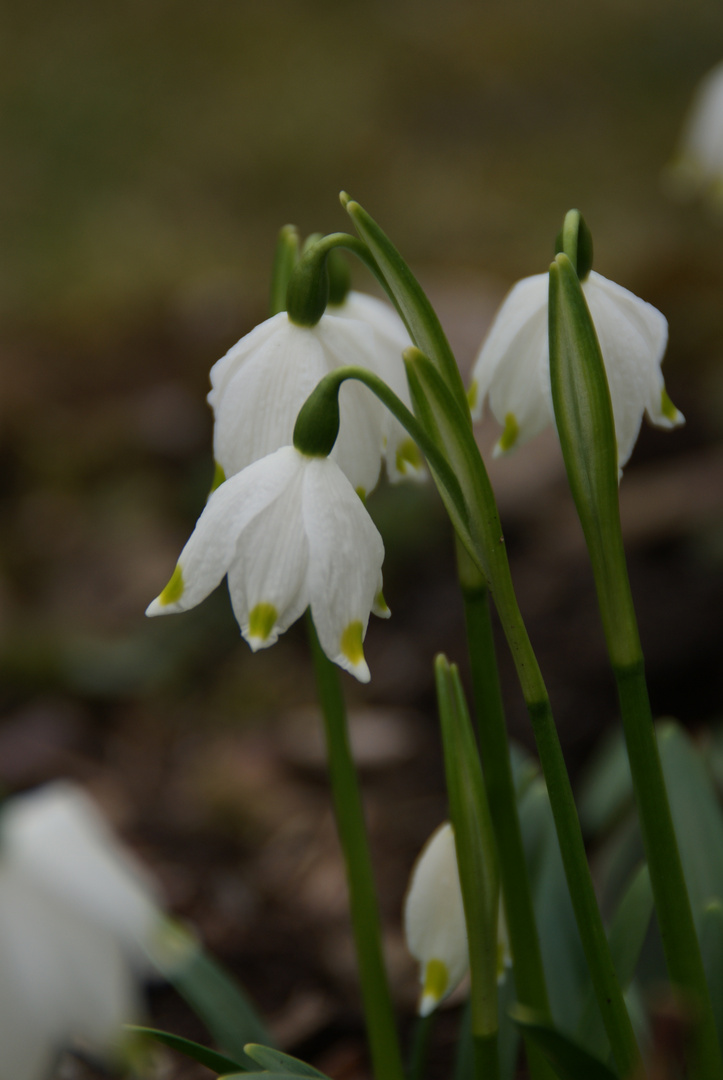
[700,900,723,1051]
[341,194,468,413]
[154,921,272,1067]
[243,1045,332,1079]
[127,1025,246,1074]
[657,721,723,929]
[219,1074,299,1079]
[510,1008,619,1080]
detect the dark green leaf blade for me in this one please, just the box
[127,1025,246,1074]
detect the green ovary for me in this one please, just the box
[248,602,278,641]
[396,438,423,475]
[423,959,449,1004]
[498,412,519,452]
[159,565,184,606]
[340,621,365,666]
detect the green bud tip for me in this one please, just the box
[286,241,330,327]
[555,209,593,281]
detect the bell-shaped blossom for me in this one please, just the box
[328,291,425,483]
[0,782,164,1080]
[147,445,389,682]
[667,60,723,203]
[404,822,510,1017]
[469,270,684,471]
[209,309,392,499]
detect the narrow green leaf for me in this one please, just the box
[243,1045,332,1079]
[127,1025,246,1074]
[510,1008,619,1080]
[155,922,272,1066]
[435,656,500,1042]
[342,194,468,413]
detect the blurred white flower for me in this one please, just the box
[0,782,164,1080]
[404,822,510,1017]
[147,445,389,682]
[469,270,683,471]
[209,309,390,499]
[666,60,723,204]
[328,291,425,483]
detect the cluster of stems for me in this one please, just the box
[271,202,721,1080]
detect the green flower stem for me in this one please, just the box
[408,1014,434,1080]
[306,615,405,1080]
[458,556,557,1080]
[472,1034,500,1080]
[549,253,723,1079]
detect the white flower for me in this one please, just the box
[209,309,390,499]
[0,782,164,1080]
[328,292,425,483]
[404,823,510,1017]
[667,60,723,203]
[404,822,468,1017]
[469,270,684,471]
[146,445,389,682]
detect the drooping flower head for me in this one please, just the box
[147,446,389,682]
[469,268,683,472]
[404,822,510,1017]
[0,782,164,1080]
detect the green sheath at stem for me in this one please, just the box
[307,616,405,1080]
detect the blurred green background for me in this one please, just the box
[2,0,723,1070]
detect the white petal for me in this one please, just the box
[208,312,287,409]
[584,273,669,467]
[470,274,552,454]
[301,457,385,681]
[212,319,329,479]
[677,61,723,182]
[146,447,300,616]
[404,823,468,1014]
[469,274,549,417]
[3,783,161,956]
[224,456,311,648]
[315,315,387,496]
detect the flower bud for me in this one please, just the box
[404,822,468,1016]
